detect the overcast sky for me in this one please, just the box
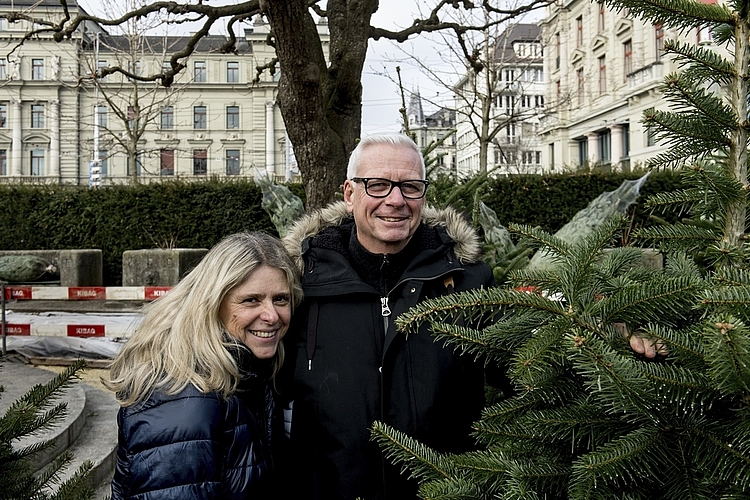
[76,0,531,136]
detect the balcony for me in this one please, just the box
[627,62,663,91]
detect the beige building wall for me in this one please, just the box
[0,1,328,185]
[539,0,722,172]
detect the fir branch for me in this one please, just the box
[699,317,750,395]
[664,39,734,84]
[370,422,454,482]
[508,223,572,259]
[601,0,733,31]
[569,427,668,497]
[592,276,703,327]
[394,288,566,335]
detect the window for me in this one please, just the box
[31,104,44,128]
[623,40,633,81]
[577,68,585,105]
[555,32,560,69]
[598,3,606,32]
[697,25,712,45]
[646,126,656,147]
[0,149,6,175]
[160,149,175,176]
[194,61,206,82]
[549,143,555,170]
[0,103,6,127]
[0,18,7,31]
[0,59,6,80]
[504,69,515,82]
[127,106,139,131]
[226,149,240,175]
[506,123,517,142]
[227,105,239,129]
[622,124,630,157]
[97,60,107,79]
[31,59,44,80]
[193,149,207,175]
[95,105,107,128]
[31,149,45,175]
[227,61,239,82]
[98,150,108,175]
[655,24,664,61]
[194,106,207,129]
[578,138,588,167]
[598,129,611,163]
[162,61,171,74]
[598,56,607,94]
[576,16,583,47]
[535,95,545,108]
[161,106,174,129]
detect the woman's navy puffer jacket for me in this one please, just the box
[110,362,276,500]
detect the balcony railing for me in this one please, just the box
[627,62,663,90]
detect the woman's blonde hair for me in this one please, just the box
[104,232,303,407]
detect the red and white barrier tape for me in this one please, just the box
[3,323,133,338]
[4,286,172,301]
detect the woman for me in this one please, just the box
[105,232,302,500]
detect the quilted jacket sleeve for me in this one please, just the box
[110,387,226,500]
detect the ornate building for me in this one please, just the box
[453,23,546,176]
[0,0,328,184]
[539,0,721,172]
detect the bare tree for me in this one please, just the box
[381,14,557,175]
[5,0,554,209]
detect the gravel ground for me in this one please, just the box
[37,365,112,393]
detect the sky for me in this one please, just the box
[76,0,538,135]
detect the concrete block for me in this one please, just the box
[0,249,103,286]
[122,248,207,286]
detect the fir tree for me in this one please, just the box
[0,358,95,500]
[371,0,750,498]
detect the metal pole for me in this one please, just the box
[1,281,7,356]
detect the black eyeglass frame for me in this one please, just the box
[350,177,429,199]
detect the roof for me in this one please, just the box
[493,23,542,63]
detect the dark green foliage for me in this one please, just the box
[0,359,94,500]
[0,179,277,285]
[0,173,679,286]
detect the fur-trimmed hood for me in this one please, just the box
[282,201,482,272]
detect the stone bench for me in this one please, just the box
[0,249,102,286]
[122,248,207,286]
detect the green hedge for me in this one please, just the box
[480,170,684,234]
[0,171,683,285]
[0,179,275,285]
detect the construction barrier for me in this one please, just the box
[1,285,169,344]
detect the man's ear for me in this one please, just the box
[343,180,355,213]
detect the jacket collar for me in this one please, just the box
[282,201,483,273]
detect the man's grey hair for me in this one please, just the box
[346,133,426,180]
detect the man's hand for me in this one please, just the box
[614,323,668,359]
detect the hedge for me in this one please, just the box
[0,171,682,285]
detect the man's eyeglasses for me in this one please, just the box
[350,177,429,199]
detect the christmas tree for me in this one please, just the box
[372,0,750,498]
[0,359,94,500]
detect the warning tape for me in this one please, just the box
[4,286,172,301]
[2,286,158,339]
[3,323,133,338]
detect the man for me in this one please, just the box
[281,133,495,499]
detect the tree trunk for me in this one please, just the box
[725,11,750,246]
[262,0,376,211]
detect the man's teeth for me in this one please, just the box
[251,330,276,338]
[381,217,404,222]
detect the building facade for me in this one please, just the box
[405,91,457,176]
[0,0,327,185]
[454,23,546,176]
[539,0,719,172]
